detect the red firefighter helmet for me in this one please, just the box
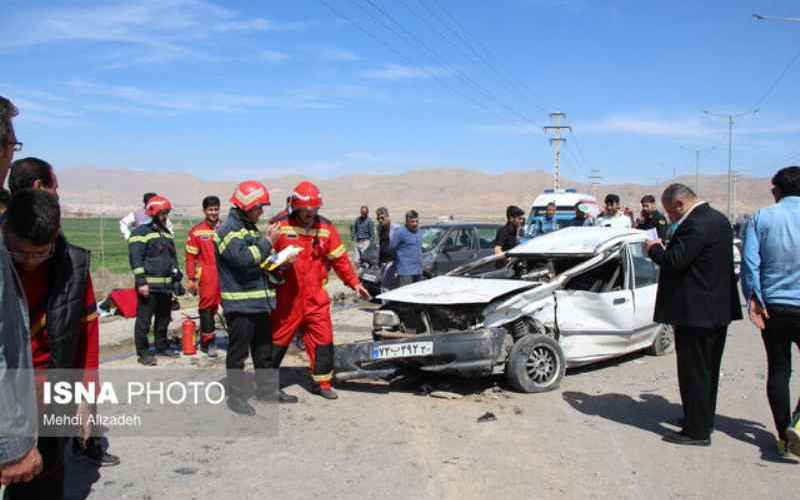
[290,181,323,210]
[145,195,172,216]
[230,180,271,211]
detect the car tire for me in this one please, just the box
[646,324,674,356]
[505,334,566,393]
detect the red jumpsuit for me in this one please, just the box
[271,214,360,387]
[186,220,221,344]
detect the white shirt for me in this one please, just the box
[595,211,633,229]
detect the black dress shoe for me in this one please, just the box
[74,437,121,467]
[227,397,256,416]
[278,389,298,404]
[253,389,299,404]
[155,348,180,358]
[662,431,710,446]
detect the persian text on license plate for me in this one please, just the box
[372,341,434,360]
[361,273,377,282]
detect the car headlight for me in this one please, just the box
[373,310,401,329]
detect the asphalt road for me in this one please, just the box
[65,310,798,500]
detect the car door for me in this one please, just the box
[476,226,499,258]
[434,228,477,274]
[627,242,661,351]
[554,251,635,363]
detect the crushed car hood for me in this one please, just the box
[376,276,538,305]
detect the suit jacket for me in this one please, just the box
[649,203,742,328]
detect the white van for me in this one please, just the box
[524,189,599,238]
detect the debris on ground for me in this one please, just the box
[477,412,497,423]
[430,391,463,400]
[442,457,460,465]
[513,407,523,415]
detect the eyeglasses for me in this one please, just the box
[8,244,54,264]
[6,141,22,152]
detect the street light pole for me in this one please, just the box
[703,109,758,221]
[680,145,715,196]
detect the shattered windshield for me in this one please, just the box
[419,227,446,252]
[454,254,590,282]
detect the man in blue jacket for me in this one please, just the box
[390,210,423,287]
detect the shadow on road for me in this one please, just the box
[562,391,791,463]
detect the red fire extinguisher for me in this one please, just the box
[182,316,197,355]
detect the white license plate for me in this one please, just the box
[361,273,377,282]
[372,341,434,360]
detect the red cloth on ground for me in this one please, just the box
[109,288,138,318]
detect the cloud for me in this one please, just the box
[258,50,290,62]
[362,64,454,80]
[318,48,360,62]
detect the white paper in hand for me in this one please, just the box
[265,245,303,271]
[644,228,659,241]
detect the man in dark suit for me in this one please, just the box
[645,183,742,446]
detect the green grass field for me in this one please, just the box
[61,217,354,276]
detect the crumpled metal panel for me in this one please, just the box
[509,226,643,256]
[376,276,537,305]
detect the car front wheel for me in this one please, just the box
[646,324,674,356]
[505,334,566,393]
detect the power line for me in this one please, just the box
[751,45,800,110]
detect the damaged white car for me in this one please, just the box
[333,227,673,393]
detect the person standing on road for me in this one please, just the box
[390,210,424,286]
[2,189,120,498]
[186,195,223,358]
[596,194,634,229]
[636,194,669,239]
[376,207,401,265]
[216,181,284,415]
[645,183,741,446]
[741,166,800,458]
[526,202,560,238]
[129,195,182,366]
[271,181,370,400]
[0,95,43,492]
[351,205,375,264]
[494,205,525,255]
[119,192,174,241]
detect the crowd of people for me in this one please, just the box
[2,92,800,498]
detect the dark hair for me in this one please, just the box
[143,192,157,205]
[361,205,369,211]
[0,188,10,208]
[405,210,419,220]
[604,194,620,204]
[376,207,389,217]
[506,205,524,218]
[4,189,61,245]
[641,194,656,204]
[661,183,696,204]
[202,195,221,209]
[0,96,17,146]
[8,157,55,193]
[772,166,800,197]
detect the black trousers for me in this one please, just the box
[199,308,216,334]
[134,292,172,355]
[5,437,65,500]
[761,305,800,441]
[674,325,728,439]
[224,312,272,399]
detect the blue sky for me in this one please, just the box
[3,0,800,183]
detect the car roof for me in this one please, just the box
[530,191,597,208]
[508,226,646,256]
[420,223,501,229]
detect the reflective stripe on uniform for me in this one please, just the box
[82,312,98,323]
[129,231,173,244]
[327,244,346,259]
[132,267,145,275]
[186,244,199,255]
[311,372,333,382]
[280,226,330,238]
[221,289,276,301]
[216,228,262,254]
[248,245,262,263]
[146,276,171,284]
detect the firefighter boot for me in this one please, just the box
[314,380,338,400]
[269,345,299,404]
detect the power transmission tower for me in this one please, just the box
[588,169,603,199]
[543,112,572,189]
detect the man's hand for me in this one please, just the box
[354,284,372,301]
[186,279,198,296]
[748,297,770,330]
[137,284,150,298]
[77,401,92,447]
[645,239,663,253]
[0,447,43,485]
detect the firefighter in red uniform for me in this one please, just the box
[185,195,222,357]
[271,181,371,399]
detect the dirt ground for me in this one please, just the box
[61,305,798,500]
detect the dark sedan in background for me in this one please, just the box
[358,222,502,295]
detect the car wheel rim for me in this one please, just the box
[659,327,673,351]
[525,346,558,385]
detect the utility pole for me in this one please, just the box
[588,169,603,199]
[703,109,758,221]
[732,171,739,222]
[681,145,715,195]
[543,112,572,190]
